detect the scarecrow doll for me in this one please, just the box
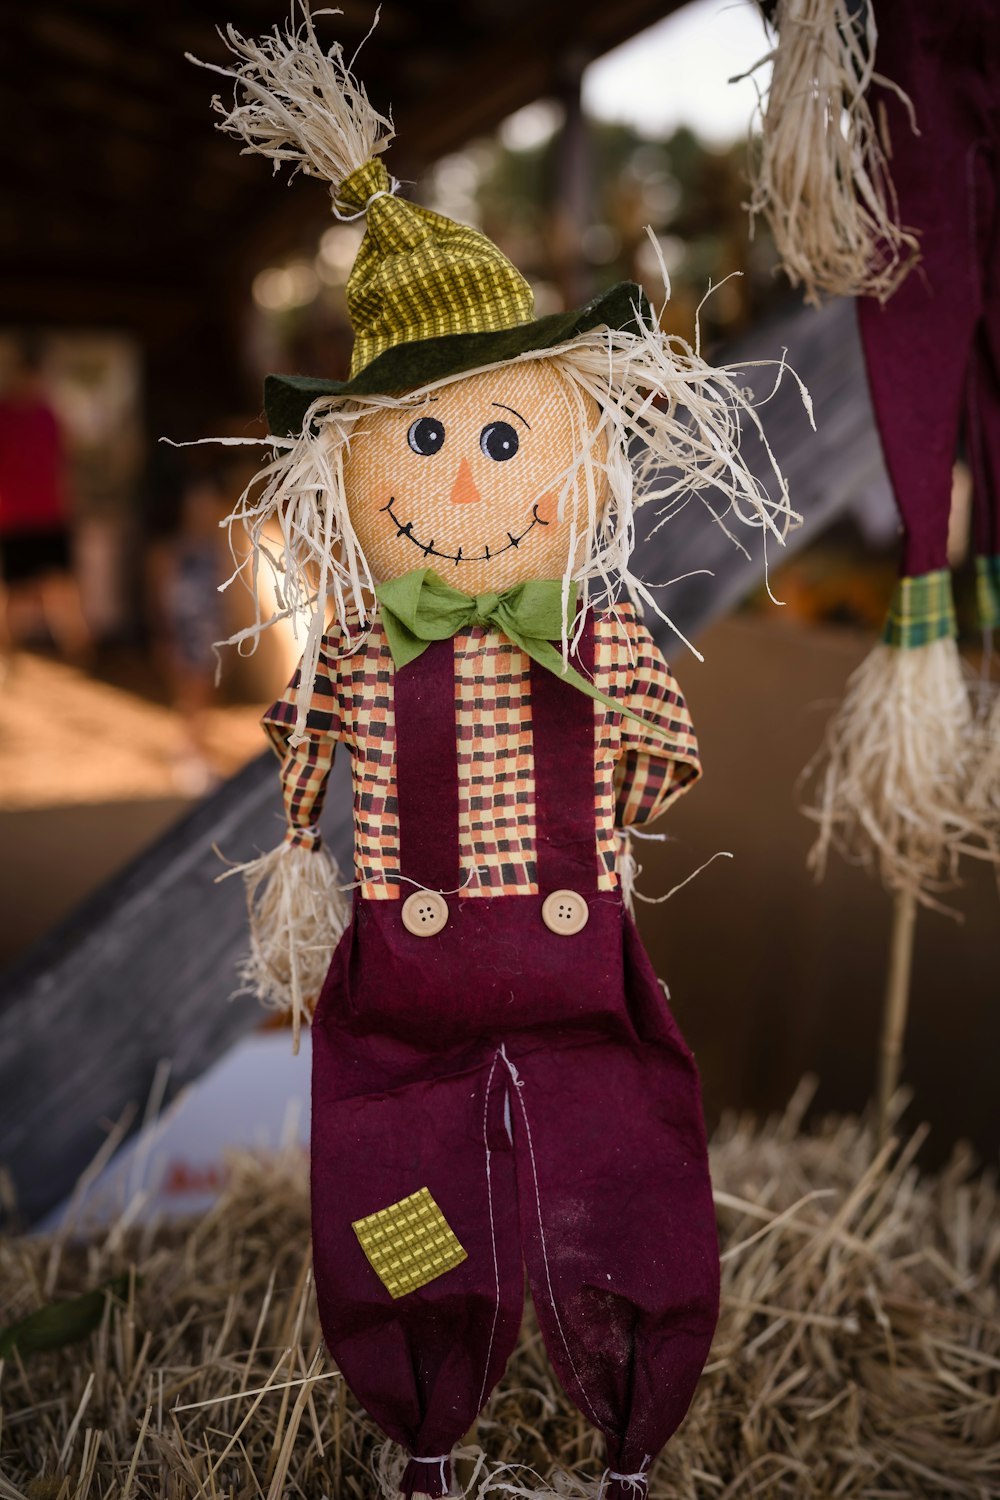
[193,8,797,1493]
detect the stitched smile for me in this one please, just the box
[381,497,548,564]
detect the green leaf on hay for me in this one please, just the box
[0,1274,133,1358]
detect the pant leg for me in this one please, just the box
[505,923,719,1497]
[967,138,1000,617]
[311,1034,524,1496]
[857,3,989,577]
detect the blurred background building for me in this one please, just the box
[0,0,995,1223]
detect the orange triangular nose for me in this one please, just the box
[449,457,482,505]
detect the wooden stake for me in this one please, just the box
[876,884,918,1150]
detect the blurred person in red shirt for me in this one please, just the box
[147,460,230,795]
[0,339,92,669]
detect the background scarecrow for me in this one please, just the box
[746,0,1000,896]
[193,7,799,1494]
[745,0,1000,1136]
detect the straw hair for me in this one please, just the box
[220,296,808,745]
[217,840,350,1053]
[2,1090,997,1494]
[800,637,999,906]
[186,2,393,199]
[739,0,920,304]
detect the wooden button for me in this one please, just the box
[401,890,449,937]
[541,889,589,936]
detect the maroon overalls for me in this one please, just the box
[310,621,719,1498]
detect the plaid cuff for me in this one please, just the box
[975,555,1000,631]
[881,570,956,649]
[615,748,700,826]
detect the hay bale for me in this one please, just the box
[1,1086,998,1499]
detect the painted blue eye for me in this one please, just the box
[480,421,519,461]
[408,417,445,455]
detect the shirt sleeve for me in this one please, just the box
[614,616,701,828]
[260,638,343,852]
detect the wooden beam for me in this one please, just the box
[0,749,353,1229]
[1,0,684,305]
[402,0,682,160]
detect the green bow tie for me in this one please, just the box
[376,568,670,740]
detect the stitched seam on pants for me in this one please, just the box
[476,1051,503,1413]
[501,1048,602,1428]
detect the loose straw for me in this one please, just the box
[3,1119,997,1496]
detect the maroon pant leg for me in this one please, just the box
[311,1036,524,1496]
[507,919,720,1496]
[857,1,996,576]
[968,148,1000,566]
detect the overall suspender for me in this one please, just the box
[392,621,599,898]
[529,623,597,895]
[393,639,461,894]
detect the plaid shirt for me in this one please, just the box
[262,603,700,899]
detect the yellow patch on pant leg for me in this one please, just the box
[352,1187,468,1299]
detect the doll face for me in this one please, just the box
[343,360,605,594]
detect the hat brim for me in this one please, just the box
[264,280,652,438]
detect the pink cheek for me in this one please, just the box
[535,490,559,525]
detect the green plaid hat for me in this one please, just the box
[264,157,651,437]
